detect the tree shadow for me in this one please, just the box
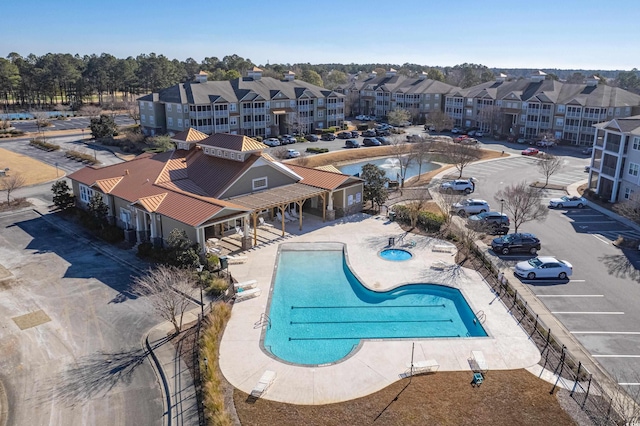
[39,334,173,406]
[600,250,640,283]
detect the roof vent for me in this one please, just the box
[125,169,129,175]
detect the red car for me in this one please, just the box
[521,147,539,156]
[454,135,470,143]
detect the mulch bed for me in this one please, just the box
[0,198,32,212]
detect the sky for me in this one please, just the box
[2,0,639,70]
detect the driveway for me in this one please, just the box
[0,208,162,425]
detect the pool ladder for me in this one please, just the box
[474,310,486,324]
[254,313,272,330]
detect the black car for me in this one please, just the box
[376,129,391,137]
[362,137,381,146]
[362,129,377,137]
[321,133,336,141]
[491,233,541,255]
[350,130,360,138]
[468,211,510,234]
[337,131,352,139]
[376,136,391,145]
[345,139,360,148]
[305,134,319,142]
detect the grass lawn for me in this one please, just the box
[233,370,579,426]
[0,148,61,185]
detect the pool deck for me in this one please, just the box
[219,213,541,404]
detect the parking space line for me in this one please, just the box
[568,280,586,283]
[619,383,640,386]
[570,221,617,224]
[538,294,601,297]
[591,234,611,244]
[593,355,640,358]
[551,311,624,315]
[572,331,640,334]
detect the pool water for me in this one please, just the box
[379,248,413,261]
[263,246,487,365]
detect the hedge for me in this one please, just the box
[29,138,61,151]
[392,204,445,232]
[306,147,329,154]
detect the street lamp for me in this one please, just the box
[500,199,505,215]
[197,264,205,316]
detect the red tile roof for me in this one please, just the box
[286,164,356,190]
[172,128,208,142]
[198,133,267,152]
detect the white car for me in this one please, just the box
[451,199,489,216]
[514,256,573,280]
[440,178,475,194]
[475,131,484,137]
[548,196,587,209]
[263,138,280,147]
[286,149,301,159]
[355,115,367,120]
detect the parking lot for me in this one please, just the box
[11,115,135,133]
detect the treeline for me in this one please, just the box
[1,52,638,111]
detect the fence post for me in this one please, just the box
[570,362,582,397]
[532,314,538,336]
[550,345,566,395]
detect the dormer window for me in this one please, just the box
[252,177,267,191]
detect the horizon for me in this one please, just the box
[2,0,639,71]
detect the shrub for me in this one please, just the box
[206,277,229,296]
[306,147,329,154]
[65,150,100,164]
[393,205,445,233]
[29,138,60,151]
[320,127,337,134]
[357,124,369,131]
[254,136,263,142]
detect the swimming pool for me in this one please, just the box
[379,248,413,261]
[263,244,487,366]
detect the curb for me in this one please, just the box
[0,376,8,426]
[145,329,172,426]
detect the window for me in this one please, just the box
[628,163,639,177]
[148,102,153,109]
[625,187,634,200]
[141,114,146,122]
[177,118,183,128]
[79,184,95,204]
[435,94,440,99]
[167,117,173,127]
[177,104,182,113]
[149,115,154,123]
[166,104,172,112]
[318,99,324,106]
[229,103,236,112]
[355,192,361,203]
[318,110,323,118]
[633,137,640,151]
[466,98,473,105]
[557,105,565,113]
[348,194,354,206]
[252,177,268,191]
[120,208,132,228]
[555,118,564,127]
[230,117,237,125]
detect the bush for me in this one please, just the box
[254,136,263,142]
[65,150,100,164]
[206,277,229,296]
[320,127,338,134]
[306,147,329,154]
[357,124,369,131]
[392,205,445,233]
[29,138,60,151]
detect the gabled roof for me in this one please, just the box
[596,115,640,134]
[171,128,208,142]
[198,133,267,152]
[92,177,123,193]
[133,193,167,212]
[287,164,361,190]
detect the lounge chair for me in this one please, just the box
[406,359,439,375]
[290,209,302,219]
[236,287,261,300]
[234,279,257,290]
[258,217,273,228]
[251,370,276,397]
[227,254,248,264]
[275,211,290,223]
[235,226,244,237]
[284,211,295,222]
[471,350,488,374]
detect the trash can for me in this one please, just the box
[388,237,395,247]
[219,256,228,270]
[388,211,396,222]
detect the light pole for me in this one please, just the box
[500,199,505,215]
[197,264,205,316]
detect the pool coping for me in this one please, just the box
[219,213,541,405]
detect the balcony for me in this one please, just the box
[214,111,229,117]
[564,125,580,132]
[565,112,581,118]
[189,111,213,119]
[214,125,230,133]
[601,165,616,176]
[604,142,621,152]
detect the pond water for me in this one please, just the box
[338,157,439,182]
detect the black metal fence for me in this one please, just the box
[473,249,623,425]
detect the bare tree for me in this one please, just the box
[411,137,433,180]
[404,193,431,228]
[426,110,454,132]
[0,172,26,205]
[495,182,548,233]
[131,265,197,334]
[389,136,414,187]
[536,154,563,187]
[387,108,411,126]
[614,192,640,224]
[123,99,140,125]
[430,186,464,229]
[476,105,505,136]
[293,152,310,167]
[80,105,102,119]
[31,110,50,138]
[446,142,481,178]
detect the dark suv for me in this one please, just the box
[362,129,377,137]
[468,211,509,234]
[491,233,541,255]
[321,133,336,141]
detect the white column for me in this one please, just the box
[135,209,143,231]
[197,226,206,252]
[327,191,334,210]
[150,213,158,238]
[611,134,626,202]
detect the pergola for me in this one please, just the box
[230,183,328,245]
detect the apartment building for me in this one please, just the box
[138,68,345,137]
[335,69,460,121]
[455,72,640,145]
[588,115,640,202]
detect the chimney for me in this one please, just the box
[586,75,600,86]
[496,73,507,83]
[247,66,263,80]
[194,71,208,83]
[418,71,428,80]
[530,70,547,83]
[283,71,295,81]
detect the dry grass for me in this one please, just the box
[234,370,577,426]
[0,148,61,186]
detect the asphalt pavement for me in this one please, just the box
[10,115,135,134]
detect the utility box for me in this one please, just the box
[219,256,228,270]
[388,212,396,222]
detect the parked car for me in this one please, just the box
[362,137,381,146]
[516,137,528,144]
[475,131,484,137]
[398,120,412,127]
[345,139,360,148]
[548,196,587,209]
[407,134,425,142]
[440,178,475,194]
[337,131,352,139]
[321,133,336,141]
[305,134,319,142]
[362,129,377,137]
[461,138,479,145]
[285,149,301,158]
[454,135,470,143]
[450,199,490,216]
[536,139,555,148]
[582,147,593,155]
[491,233,541,255]
[514,256,573,280]
[468,211,510,233]
[355,114,367,120]
[263,138,281,147]
[376,136,391,145]
[467,130,477,137]
[377,123,392,131]
[375,129,391,136]
[350,130,360,138]
[279,134,296,145]
[451,127,462,134]
[521,147,539,156]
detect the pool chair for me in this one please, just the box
[234,279,257,290]
[470,350,488,374]
[258,217,273,228]
[251,370,276,397]
[236,287,261,301]
[234,226,244,237]
[284,211,295,222]
[275,211,290,223]
[290,209,302,219]
[227,254,248,264]
[406,359,439,375]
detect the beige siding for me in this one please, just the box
[160,216,197,243]
[221,164,298,198]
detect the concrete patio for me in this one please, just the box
[218,213,541,404]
